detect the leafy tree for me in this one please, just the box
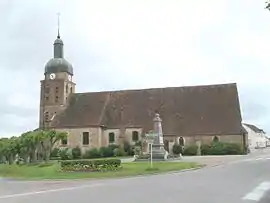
[266,1,270,10]
[0,129,68,165]
[39,130,68,162]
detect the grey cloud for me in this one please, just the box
[0,0,269,137]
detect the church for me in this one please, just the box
[39,31,247,153]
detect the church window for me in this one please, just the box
[66,84,68,93]
[82,132,90,145]
[109,132,115,143]
[179,137,185,146]
[55,96,59,102]
[70,87,73,93]
[45,96,49,101]
[213,136,219,142]
[132,131,139,141]
[61,137,67,145]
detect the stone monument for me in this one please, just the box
[151,113,167,160]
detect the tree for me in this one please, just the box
[39,130,67,162]
[0,129,68,164]
[1,137,20,164]
[266,1,270,10]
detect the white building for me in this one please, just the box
[243,123,269,151]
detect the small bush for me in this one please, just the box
[83,148,102,159]
[172,144,183,155]
[123,142,134,156]
[201,142,243,155]
[99,146,114,157]
[59,148,73,160]
[108,144,120,151]
[183,145,197,156]
[60,159,122,172]
[114,148,126,157]
[50,148,60,158]
[72,147,82,159]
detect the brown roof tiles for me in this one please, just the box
[52,83,243,136]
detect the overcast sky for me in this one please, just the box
[0,0,269,137]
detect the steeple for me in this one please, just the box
[53,13,64,58]
[57,12,60,39]
[44,13,73,76]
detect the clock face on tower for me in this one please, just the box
[49,73,56,80]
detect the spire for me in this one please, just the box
[53,12,64,58]
[57,12,60,39]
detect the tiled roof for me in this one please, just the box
[52,83,243,136]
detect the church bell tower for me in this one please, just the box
[39,15,76,129]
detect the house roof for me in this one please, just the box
[51,83,244,136]
[243,123,265,133]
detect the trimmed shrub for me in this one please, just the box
[59,148,73,160]
[83,148,102,159]
[201,142,243,155]
[72,147,82,159]
[108,144,120,151]
[183,145,197,156]
[99,146,114,157]
[172,144,183,155]
[60,159,122,172]
[114,148,126,157]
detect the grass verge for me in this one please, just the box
[0,161,201,180]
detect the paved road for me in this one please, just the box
[2,154,270,203]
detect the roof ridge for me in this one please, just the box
[72,83,237,95]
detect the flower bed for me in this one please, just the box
[60,159,122,172]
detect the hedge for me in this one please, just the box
[182,145,197,156]
[201,142,244,155]
[180,142,244,156]
[60,159,122,172]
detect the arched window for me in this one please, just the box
[109,132,115,143]
[132,131,139,141]
[61,137,67,145]
[66,84,68,93]
[70,87,73,93]
[179,137,185,146]
[213,136,219,142]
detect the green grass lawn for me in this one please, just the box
[0,161,201,180]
